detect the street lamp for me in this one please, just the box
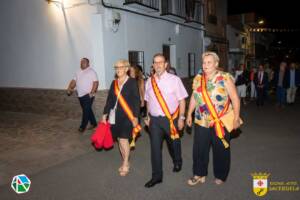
[258,19,264,25]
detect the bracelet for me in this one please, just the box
[179,115,185,120]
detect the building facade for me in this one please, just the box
[0,0,205,90]
[0,0,206,117]
[202,0,228,69]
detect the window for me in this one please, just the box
[207,0,217,24]
[207,0,216,16]
[124,0,159,11]
[128,51,145,72]
[242,37,247,44]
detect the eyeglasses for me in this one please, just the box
[114,66,127,70]
[153,61,165,65]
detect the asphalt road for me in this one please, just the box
[0,101,299,200]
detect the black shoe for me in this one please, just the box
[173,164,182,172]
[78,127,85,133]
[144,179,162,188]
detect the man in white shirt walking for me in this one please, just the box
[234,64,248,105]
[67,58,99,132]
[254,64,268,106]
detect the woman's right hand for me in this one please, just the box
[233,117,241,130]
[101,114,107,124]
[186,114,193,127]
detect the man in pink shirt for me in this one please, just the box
[67,58,99,132]
[144,53,188,188]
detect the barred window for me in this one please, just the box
[128,51,145,72]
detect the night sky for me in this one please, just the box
[228,0,300,60]
[228,0,300,28]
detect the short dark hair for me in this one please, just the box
[82,57,90,64]
[153,53,166,63]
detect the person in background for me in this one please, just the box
[166,61,177,75]
[286,62,300,104]
[234,64,248,105]
[274,61,288,108]
[249,67,257,100]
[67,58,98,132]
[254,64,269,106]
[129,65,146,117]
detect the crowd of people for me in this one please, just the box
[65,51,298,189]
[232,61,300,107]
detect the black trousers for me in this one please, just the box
[193,125,230,181]
[78,94,97,129]
[149,115,182,180]
[256,87,265,106]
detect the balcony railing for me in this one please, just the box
[161,0,186,19]
[192,2,204,24]
[124,0,159,12]
[161,0,203,24]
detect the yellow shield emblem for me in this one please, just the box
[251,173,270,197]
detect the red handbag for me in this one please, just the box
[91,122,114,149]
[103,125,114,149]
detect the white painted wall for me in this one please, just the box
[101,6,204,84]
[0,0,204,90]
[0,0,106,89]
[226,24,246,71]
[227,25,244,49]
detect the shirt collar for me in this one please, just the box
[156,71,168,80]
[81,67,90,72]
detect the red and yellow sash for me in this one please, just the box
[151,76,179,140]
[114,80,142,148]
[201,75,230,148]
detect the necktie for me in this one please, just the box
[259,72,263,84]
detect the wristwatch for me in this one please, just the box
[179,115,186,120]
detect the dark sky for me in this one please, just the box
[228,0,300,28]
[228,0,300,50]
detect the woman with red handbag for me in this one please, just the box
[102,59,140,176]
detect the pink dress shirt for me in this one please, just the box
[145,72,188,117]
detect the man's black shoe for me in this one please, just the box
[144,179,162,188]
[173,164,182,172]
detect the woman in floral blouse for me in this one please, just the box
[186,51,241,185]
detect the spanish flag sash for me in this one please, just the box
[151,76,179,140]
[114,80,142,148]
[201,75,230,148]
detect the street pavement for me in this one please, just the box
[0,100,299,200]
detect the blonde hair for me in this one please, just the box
[114,59,130,68]
[202,51,220,64]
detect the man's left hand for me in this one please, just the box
[178,119,185,131]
